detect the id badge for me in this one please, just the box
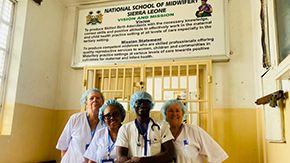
[101,158,114,163]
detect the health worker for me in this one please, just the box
[84,99,126,163]
[56,88,106,163]
[161,99,229,163]
[116,91,174,163]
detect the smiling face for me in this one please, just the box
[134,99,152,118]
[85,91,104,116]
[103,105,122,130]
[165,103,184,127]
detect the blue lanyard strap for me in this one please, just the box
[135,119,149,156]
[107,129,117,158]
[86,114,97,139]
[179,123,183,130]
[170,123,183,139]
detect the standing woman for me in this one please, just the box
[84,99,126,163]
[56,88,106,163]
[161,99,228,163]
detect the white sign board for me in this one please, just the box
[72,0,229,68]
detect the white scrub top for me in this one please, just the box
[56,112,106,163]
[173,124,228,163]
[115,119,174,158]
[84,127,117,163]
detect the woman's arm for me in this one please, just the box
[124,140,174,163]
[61,150,67,158]
[204,6,213,13]
[88,160,96,163]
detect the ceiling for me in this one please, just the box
[58,0,108,7]
[58,0,150,7]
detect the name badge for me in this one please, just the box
[101,158,114,163]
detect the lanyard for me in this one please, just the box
[136,119,149,156]
[107,129,117,159]
[177,123,183,135]
[86,114,97,139]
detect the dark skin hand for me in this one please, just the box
[117,141,174,163]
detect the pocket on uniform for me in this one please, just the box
[149,138,161,155]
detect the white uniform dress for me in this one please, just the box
[56,112,106,163]
[115,119,174,157]
[84,127,117,162]
[173,124,228,163]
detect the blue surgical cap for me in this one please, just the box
[130,91,155,112]
[80,88,105,105]
[99,99,126,125]
[161,99,188,122]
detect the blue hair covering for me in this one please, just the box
[161,99,188,122]
[99,99,126,125]
[80,88,105,105]
[130,91,155,112]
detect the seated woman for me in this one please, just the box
[196,0,213,17]
[116,91,174,163]
[84,99,126,163]
[56,88,106,163]
[161,99,228,163]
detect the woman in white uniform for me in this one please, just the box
[161,99,229,163]
[84,99,126,163]
[116,91,174,163]
[56,88,106,163]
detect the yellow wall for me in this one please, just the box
[0,103,55,162]
[0,103,78,163]
[213,108,259,163]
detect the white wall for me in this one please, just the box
[14,0,65,109]
[55,7,84,110]
[212,0,258,109]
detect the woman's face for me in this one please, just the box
[202,1,206,5]
[165,103,184,126]
[85,91,104,114]
[103,105,122,129]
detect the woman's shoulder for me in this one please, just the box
[206,3,212,8]
[184,124,211,138]
[95,127,108,138]
[184,124,204,132]
[70,111,86,119]
[66,112,86,124]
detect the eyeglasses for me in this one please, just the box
[103,111,120,120]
